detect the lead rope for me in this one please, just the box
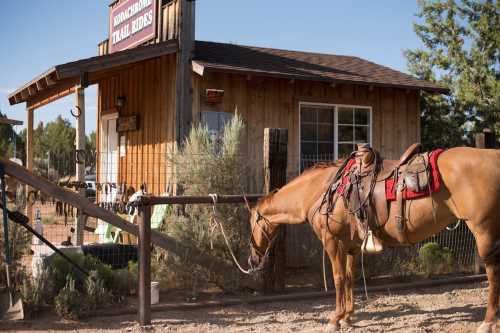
[322,227,328,292]
[361,243,369,301]
[208,193,254,275]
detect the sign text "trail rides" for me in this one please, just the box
[109,0,157,53]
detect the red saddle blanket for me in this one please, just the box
[335,149,444,201]
[385,149,444,201]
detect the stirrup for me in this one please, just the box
[361,230,383,253]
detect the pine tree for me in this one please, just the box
[405,0,499,148]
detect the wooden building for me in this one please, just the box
[8,0,447,204]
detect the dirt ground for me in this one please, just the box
[2,281,494,333]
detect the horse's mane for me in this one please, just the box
[254,161,343,208]
[256,188,279,207]
[301,160,343,174]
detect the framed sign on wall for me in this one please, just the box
[117,114,139,132]
[109,0,158,53]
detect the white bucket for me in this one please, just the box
[151,281,160,305]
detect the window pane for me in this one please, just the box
[338,125,353,141]
[318,143,334,156]
[218,112,234,129]
[338,144,354,159]
[201,111,219,131]
[301,124,316,141]
[338,107,354,124]
[301,142,316,156]
[354,126,369,143]
[301,107,316,122]
[317,108,334,123]
[317,124,333,141]
[355,108,369,125]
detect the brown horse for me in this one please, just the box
[248,147,500,333]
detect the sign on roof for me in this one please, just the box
[109,0,157,53]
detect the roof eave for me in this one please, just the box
[197,65,450,94]
[8,40,179,107]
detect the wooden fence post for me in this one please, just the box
[474,129,496,273]
[138,203,152,326]
[262,128,288,293]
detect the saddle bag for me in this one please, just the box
[403,157,429,192]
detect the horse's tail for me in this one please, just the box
[484,238,500,265]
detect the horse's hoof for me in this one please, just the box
[325,323,340,332]
[476,321,494,333]
[340,319,353,328]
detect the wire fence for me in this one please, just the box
[3,149,479,301]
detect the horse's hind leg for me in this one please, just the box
[477,263,499,333]
[469,224,500,333]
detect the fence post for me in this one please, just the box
[262,128,288,293]
[137,202,152,326]
[474,129,496,273]
[74,85,86,246]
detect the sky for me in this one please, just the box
[0,1,424,134]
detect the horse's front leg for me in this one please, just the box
[324,236,347,332]
[341,253,356,327]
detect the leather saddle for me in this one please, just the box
[339,143,430,248]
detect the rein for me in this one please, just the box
[208,193,277,275]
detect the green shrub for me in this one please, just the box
[20,267,54,317]
[110,268,129,301]
[162,114,250,294]
[392,256,420,280]
[83,255,114,290]
[51,252,113,292]
[127,260,138,292]
[418,242,455,277]
[84,271,111,311]
[54,276,83,320]
[0,203,31,288]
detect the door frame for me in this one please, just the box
[99,112,119,203]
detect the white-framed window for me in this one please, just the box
[299,103,372,171]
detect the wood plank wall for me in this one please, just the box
[193,72,420,268]
[96,54,177,196]
[162,0,179,41]
[193,72,421,191]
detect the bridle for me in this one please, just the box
[208,193,279,275]
[247,210,279,272]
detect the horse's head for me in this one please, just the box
[247,201,279,272]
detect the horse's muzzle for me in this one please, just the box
[248,255,264,274]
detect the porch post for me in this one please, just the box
[75,85,86,245]
[262,128,288,293]
[26,107,34,223]
[175,0,195,143]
